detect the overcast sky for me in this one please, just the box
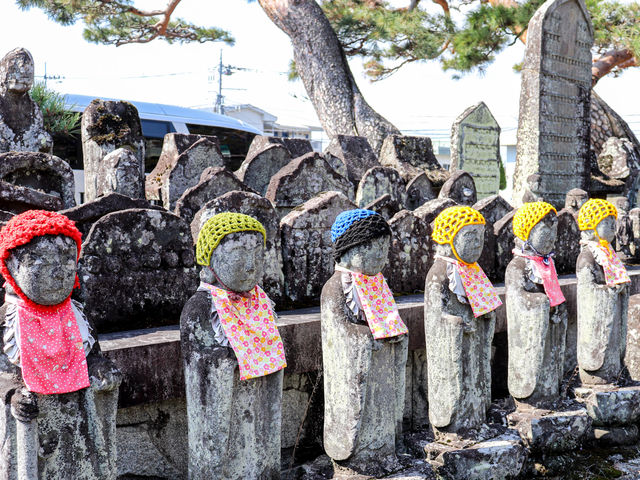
[2,0,639,142]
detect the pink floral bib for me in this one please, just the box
[338,268,408,339]
[589,242,630,287]
[513,251,566,307]
[203,284,286,381]
[10,297,89,395]
[439,257,502,318]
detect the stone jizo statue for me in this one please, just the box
[425,206,501,437]
[577,199,630,385]
[0,210,122,479]
[0,48,51,153]
[507,202,567,409]
[181,212,286,480]
[321,209,408,476]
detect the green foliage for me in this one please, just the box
[321,0,640,80]
[29,81,80,135]
[499,158,507,190]
[16,0,234,46]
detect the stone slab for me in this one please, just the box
[574,385,640,426]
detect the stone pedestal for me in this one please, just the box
[575,385,640,426]
[423,428,526,480]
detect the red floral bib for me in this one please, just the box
[588,242,630,287]
[513,251,566,307]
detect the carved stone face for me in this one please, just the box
[1,49,34,94]
[209,232,265,293]
[596,215,616,244]
[5,235,77,305]
[337,235,390,276]
[452,224,485,264]
[528,212,557,255]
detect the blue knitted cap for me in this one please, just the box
[331,209,378,243]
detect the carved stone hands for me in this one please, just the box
[10,387,38,422]
[87,355,123,393]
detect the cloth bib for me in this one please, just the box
[336,267,408,339]
[438,256,502,318]
[587,241,630,287]
[202,284,286,381]
[513,251,565,307]
[7,296,89,395]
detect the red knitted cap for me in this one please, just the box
[0,210,82,308]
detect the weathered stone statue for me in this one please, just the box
[576,199,630,385]
[425,206,501,436]
[0,48,51,153]
[321,209,408,476]
[507,202,567,408]
[181,213,286,480]
[0,210,122,479]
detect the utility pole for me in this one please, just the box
[42,62,64,87]
[215,51,224,115]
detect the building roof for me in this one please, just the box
[63,94,262,135]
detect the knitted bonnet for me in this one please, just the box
[578,198,617,246]
[0,210,82,308]
[196,212,267,266]
[512,201,557,242]
[433,206,485,264]
[331,209,391,261]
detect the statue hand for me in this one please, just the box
[88,356,123,392]
[10,388,38,422]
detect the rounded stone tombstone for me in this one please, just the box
[576,199,630,385]
[321,209,408,476]
[0,210,121,480]
[181,212,286,479]
[506,202,567,409]
[424,206,501,437]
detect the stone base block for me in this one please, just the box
[591,425,640,446]
[574,385,640,426]
[293,454,436,479]
[507,407,591,452]
[424,429,526,480]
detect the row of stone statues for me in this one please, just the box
[0,197,633,479]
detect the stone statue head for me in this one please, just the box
[578,198,618,245]
[331,209,392,276]
[0,48,34,95]
[196,212,266,294]
[0,211,82,307]
[513,202,558,256]
[433,206,486,264]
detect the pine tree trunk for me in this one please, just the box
[258,0,400,153]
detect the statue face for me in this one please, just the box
[452,224,485,264]
[2,51,34,93]
[596,215,616,244]
[209,232,264,293]
[528,212,557,255]
[6,235,77,306]
[337,235,390,276]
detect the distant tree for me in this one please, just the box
[30,81,80,136]
[16,0,640,157]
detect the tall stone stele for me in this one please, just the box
[0,48,52,153]
[321,209,408,476]
[513,0,593,207]
[180,212,286,480]
[424,206,501,436]
[0,210,122,479]
[576,199,630,385]
[506,202,567,408]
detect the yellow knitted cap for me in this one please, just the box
[433,206,486,245]
[196,212,266,266]
[577,199,617,231]
[512,202,557,241]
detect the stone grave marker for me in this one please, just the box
[78,208,198,333]
[474,195,513,280]
[324,135,380,185]
[413,197,457,228]
[438,170,477,206]
[450,102,501,199]
[146,134,226,209]
[565,188,589,218]
[96,147,145,199]
[554,208,581,274]
[82,99,145,202]
[405,173,436,211]
[266,152,354,219]
[236,136,292,195]
[379,134,448,187]
[364,193,403,221]
[493,210,517,282]
[355,166,406,208]
[191,190,285,305]
[282,138,313,158]
[513,0,593,207]
[280,191,356,306]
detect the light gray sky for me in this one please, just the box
[2,0,639,143]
